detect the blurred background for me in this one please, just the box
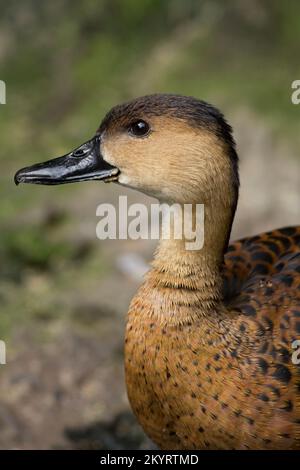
[0,0,299,449]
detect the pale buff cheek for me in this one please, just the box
[101,142,117,167]
[102,137,157,192]
[100,142,131,186]
[118,173,132,187]
[101,143,150,192]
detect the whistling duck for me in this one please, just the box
[15,94,300,450]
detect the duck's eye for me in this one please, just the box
[128,120,150,137]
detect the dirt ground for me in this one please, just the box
[0,112,299,449]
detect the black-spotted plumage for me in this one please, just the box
[221,227,300,447]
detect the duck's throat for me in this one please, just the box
[130,202,230,325]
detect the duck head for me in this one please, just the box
[15,93,238,201]
[15,94,239,251]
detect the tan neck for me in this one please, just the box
[130,199,234,326]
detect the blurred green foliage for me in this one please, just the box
[0,224,72,279]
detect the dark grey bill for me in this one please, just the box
[14,135,119,186]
